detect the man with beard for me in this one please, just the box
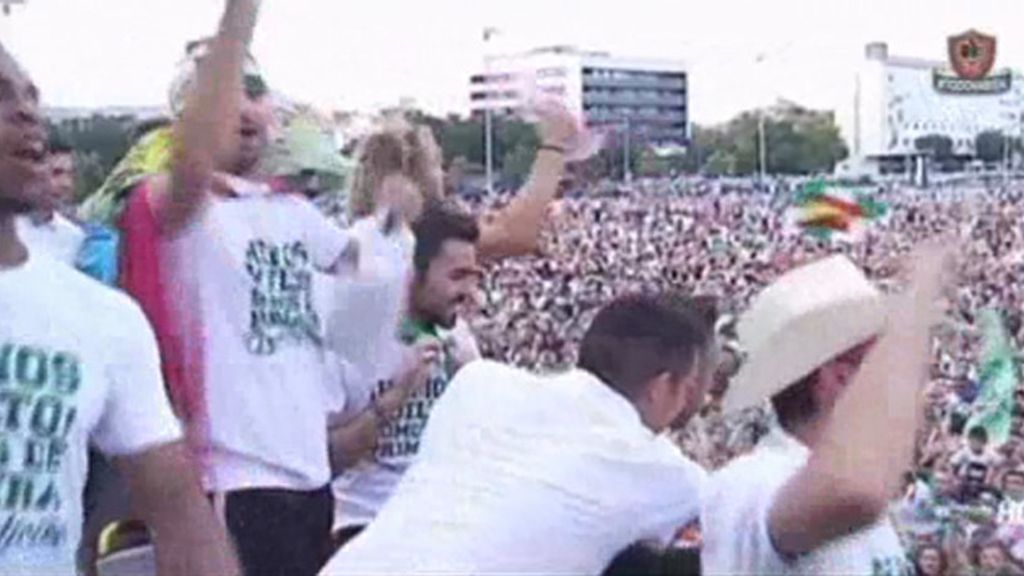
[0,41,238,576]
[321,293,714,575]
[116,1,409,574]
[329,204,483,549]
[701,249,953,575]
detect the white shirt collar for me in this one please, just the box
[553,368,654,436]
[761,426,811,463]
[219,173,272,198]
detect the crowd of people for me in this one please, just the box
[466,179,1024,574]
[2,1,1024,575]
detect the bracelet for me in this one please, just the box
[538,144,566,155]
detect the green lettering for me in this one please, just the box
[21,438,45,473]
[14,348,46,391]
[0,390,31,432]
[0,345,13,385]
[34,479,60,512]
[29,396,62,438]
[50,353,80,396]
[46,439,67,474]
[0,437,9,469]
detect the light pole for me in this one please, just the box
[623,117,632,184]
[755,54,769,186]
[482,27,499,196]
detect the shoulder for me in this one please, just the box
[451,359,521,386]
[45,257,153,336]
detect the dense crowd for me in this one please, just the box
[468,178,1024,574]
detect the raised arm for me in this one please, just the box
[115,443,240,576]
[768,243,954,556]
[153,0,260,235]
[477,102,577,261]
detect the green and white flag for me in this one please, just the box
[967,309,1020,445]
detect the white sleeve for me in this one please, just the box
[293,197,351,271]
[322,216,411,388]
[92,302,182,457]
[700,463,792,575]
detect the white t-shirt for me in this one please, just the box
[16,214,85,266]
[331,318,480,529]
[321,362,707,575]
[162,184,350,492]
[0,253,181,575]
[701,428,912,576]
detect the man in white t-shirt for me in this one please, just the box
[321,293,715,575]
[0,39,238,576]
[121,2,409,574]
[951,425,1003,501]
[701,250,953,575]
[328,205,483,548]
[15,139,85,265]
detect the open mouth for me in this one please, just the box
[239,125,260,139]
[10,141,46,165]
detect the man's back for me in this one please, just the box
[700,429,910,576]
[321,360,706,575]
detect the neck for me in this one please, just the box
[0,214,28,268]
[785,414,828,448]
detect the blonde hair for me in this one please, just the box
[349,120,444,219]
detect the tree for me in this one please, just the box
[915,134,954,160]
[977,130,1008,164]
[49,114,136,201]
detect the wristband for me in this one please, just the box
[539,144,566,155]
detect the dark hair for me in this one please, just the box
[771,371,819,433]
[914,543,947,576]
[602,542,701,576]
[47,135,73,156]
[968,426,989,442]
[411,204,480,276]
[577,293,715,401]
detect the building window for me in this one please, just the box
[537,67,567,78]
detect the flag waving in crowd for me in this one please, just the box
[967,309,1020,447]
[785,180,888,241]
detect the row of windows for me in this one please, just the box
[896,136,973,148]
[584,88,685,101]
[470,67,567,85]
[583,68,684,82]
[470,86,568,101]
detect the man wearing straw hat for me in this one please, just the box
[701,246,954,575]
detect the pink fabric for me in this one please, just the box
[118,184,210,471]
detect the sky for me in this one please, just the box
[0,0,1021,125]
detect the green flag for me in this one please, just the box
[966,309,1019,445]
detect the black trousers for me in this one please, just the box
[80,450,132,576]
[225,485,334,576]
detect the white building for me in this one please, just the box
[840,42,1024,171]
[469,46,689,146]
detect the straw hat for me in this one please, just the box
[723,255,886,414]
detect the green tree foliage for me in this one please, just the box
[682,102,847,176]
[48,115,135,201]
[914,134,955,160]
[976,130,1009,164]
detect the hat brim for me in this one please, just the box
[722,295,888,414]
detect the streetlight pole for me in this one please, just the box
[482,27,498,196]
[623,117,632,184]
[758,111,767,185]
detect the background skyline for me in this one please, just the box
[1,0,1021,125]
